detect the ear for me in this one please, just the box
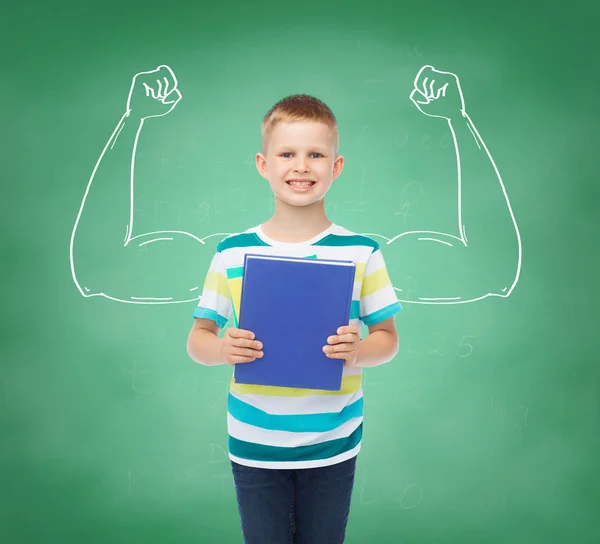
[255,153,269,181]
[332,155,344,181]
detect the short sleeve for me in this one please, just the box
[359,245,402,326]
[192,251,233,330]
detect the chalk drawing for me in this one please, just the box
[364,65,522,304]
[359,470,377,505]
[455,335,476,357]
[427,333,447,357]
[399,483,424,510]
[129,360,150,394]
[209,442,228,464]
[70,64,521,305]
[172,469,195,500]
[127,468,153,496]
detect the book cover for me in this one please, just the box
[234,254,356,391]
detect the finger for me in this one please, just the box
[230,328,256,340]
[157,64,179,90]
[234,338,263,350]
[143,82,157,99]
[156,79,163,97]
[435,82,449,99]
[231,354,256,364]
[232,347,264,359]
[337,324,359,335]
[162,76,170,95]
[428,79,435,97]
[413,64,435,89]
[325,350,352,359]
[327,333,354,344]
[324,343,353,354]
[421,76,429,97]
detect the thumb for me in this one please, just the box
[409,88,430,108]
[163,88,182,105]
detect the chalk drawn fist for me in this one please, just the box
[410,65,465,121]
[126,65,182,120]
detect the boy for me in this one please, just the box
[187,94,402,544]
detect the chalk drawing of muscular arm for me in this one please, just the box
[363,65,522,304]
[70,64,521,305]
[69,65,229,304]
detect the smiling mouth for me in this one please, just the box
[286,180,316,186]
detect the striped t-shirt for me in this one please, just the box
[193,222,402,469]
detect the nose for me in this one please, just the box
[293,157,309,173]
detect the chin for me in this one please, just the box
[279,195,319,207]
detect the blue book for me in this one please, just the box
[234,253,357,391]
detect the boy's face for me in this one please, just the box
[256,120,344,207]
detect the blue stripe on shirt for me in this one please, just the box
[361,301,402,325]
[229,422,363,462]
[228,393,363,433]
[192,306,228,328]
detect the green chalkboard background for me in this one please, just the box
[3,0,599,542]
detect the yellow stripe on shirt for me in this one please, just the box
[228,277,243,323]
[203,270,230,300]
[230,374,362,397]
[361,266,392,298]
[353,261,366,284]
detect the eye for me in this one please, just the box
[280,152,323,158]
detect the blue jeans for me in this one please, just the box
[231,455,357,544]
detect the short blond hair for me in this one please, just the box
[261,94,339,156]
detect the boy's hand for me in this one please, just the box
[323,324,361,367]
[221,328,263,366]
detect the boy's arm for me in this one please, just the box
[187,318,227,366]
[357,245,402,369]
[188,250,236,365]
[355,317,399,368]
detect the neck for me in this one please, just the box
[262,197,332,242]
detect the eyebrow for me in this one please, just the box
[275,146,328,152]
